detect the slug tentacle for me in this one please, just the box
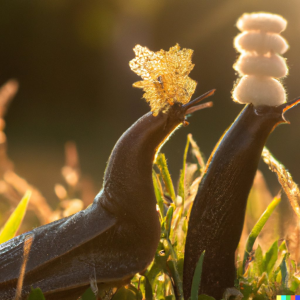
[183,89,215,114]
[280,96,300,113]
[233,12,289,107]
[183,12,299,300]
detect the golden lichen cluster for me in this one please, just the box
[129,44,197,116]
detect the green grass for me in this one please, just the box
[0,191,31,244]
[1,136,300,300]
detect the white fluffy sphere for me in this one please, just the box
[234,53,288,78]
[232,75,286,106]
[237,12,287,33]
[234,32,288,55]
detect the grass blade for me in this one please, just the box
[0,191,31,243]
[165,238,184,300]
[188,134,206,175]
[27,288,46,300]
[15,233,34,300]
[165,206,174,238]
[191,250,205,300]
[178,136,190,204]
[79,287,96,300]
[141,275,153,300]
[112,286,137,300]
[252,245,263,277]
[243,194,281,271]
[263,240,278,275]
[152,170,165,219]
[155,153,176,202]
[280,254,288,288]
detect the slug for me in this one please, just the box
[183,12,298,299]
[183,99,300,299]
[0,44,214,299]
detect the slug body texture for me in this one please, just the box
[0,104,190,300]
[183,101,299,300]
[233,12,288,106]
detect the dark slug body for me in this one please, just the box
[0,104,189,300]
[183,102,299,300]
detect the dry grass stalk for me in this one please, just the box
[52,141,96,220]
[0,80,54,225]
[285,220,300,263]
[262,147,300,262]
[187,134,205,172]
[4,171,53,224]
[63,141,96,205]
[14,233,34,300]
[0,80,18,177]
[62,141,80,188]
[262,147,300,218]
[0,80,19,117]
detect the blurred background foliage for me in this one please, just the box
[0,0,300,228]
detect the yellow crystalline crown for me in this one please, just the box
[129,44,197,116]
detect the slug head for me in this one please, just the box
[167,89,215,126]
[252,96,300,131]
[153,89,215,157]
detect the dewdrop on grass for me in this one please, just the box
[232,12,289,106]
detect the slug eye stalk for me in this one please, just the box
[183,89,215,115]
[252,96,300,123]
[280,96,300,114]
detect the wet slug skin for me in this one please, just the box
[0,45,214,300]
[183,12,300,300]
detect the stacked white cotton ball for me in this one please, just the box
[232,12,289,106]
